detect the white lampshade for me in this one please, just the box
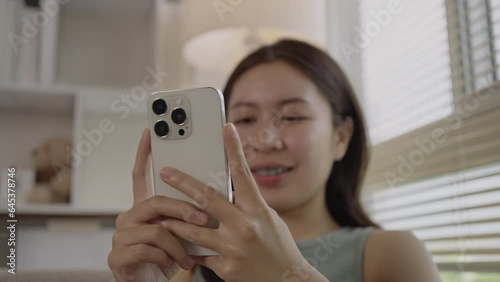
[181,0,326,74]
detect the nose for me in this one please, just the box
[248,124,284,153]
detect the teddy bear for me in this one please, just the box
[27,137,72,204]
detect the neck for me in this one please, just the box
[278,190,341,242]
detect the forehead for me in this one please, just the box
[229,61,324,108]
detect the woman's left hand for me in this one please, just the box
[158,123,325,282]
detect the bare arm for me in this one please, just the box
[364,230,441,282]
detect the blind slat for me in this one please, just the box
[382,205,500,230]
[427,238,500,253]
[369,173,500,212]
[373,190,500,222]
[412,222,500,241]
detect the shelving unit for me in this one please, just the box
[0,83,81,208]
[0,0,185,271]
[0,0,171,217]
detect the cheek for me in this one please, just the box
[285,123,336,164]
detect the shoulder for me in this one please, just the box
[363,229,441,282]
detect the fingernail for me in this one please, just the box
[160,167,174,180]
[195,211,207,222]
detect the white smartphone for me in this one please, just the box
[147,87,232,256]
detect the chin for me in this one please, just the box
[259,187,299,213]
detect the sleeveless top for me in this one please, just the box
[192,226,375,282]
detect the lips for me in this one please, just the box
[252,167,291,175]
[250,163,294,186]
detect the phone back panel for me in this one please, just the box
[147,88,232,255]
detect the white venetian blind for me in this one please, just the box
[360,0,454,144]
[491,0,500,81]
[446,0,498,96]
[363,161,500,272]
[358,0,500,274]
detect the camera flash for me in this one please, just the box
[176,98,182,105]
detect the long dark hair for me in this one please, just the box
[201,39,379,281]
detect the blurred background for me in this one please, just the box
[0,0,499,281]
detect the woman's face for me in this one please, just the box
[228,61,351,213]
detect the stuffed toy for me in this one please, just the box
[27,137,72,204]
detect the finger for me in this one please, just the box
[159,167,242,225]
[108,244,173,278]
[116,195,208,229]
[160,219,223,254]
[112,224,195,270]
[223,123,265,207]
[132,129,152,206]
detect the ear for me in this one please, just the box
[333,116,354,161]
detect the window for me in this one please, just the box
[360,0,454,144]
[356,0,500,276]
[448,0,498,96]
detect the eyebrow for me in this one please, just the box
[230,98,308,110]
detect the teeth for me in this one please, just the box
[254,167,289,176]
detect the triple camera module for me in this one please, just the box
[152,98,191,139]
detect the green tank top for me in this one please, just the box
[192,226,375,282]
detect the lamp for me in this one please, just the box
[181,0,326,74]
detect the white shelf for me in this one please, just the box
[0,203,125,216]
[0,83,76,115]
[0,83,76,95]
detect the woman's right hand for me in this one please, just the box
[108,129,209,281]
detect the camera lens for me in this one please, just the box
[152,99,167,115]
[171,108,187,124]
[154,120,169,137]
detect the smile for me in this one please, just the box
[252,167,293,176]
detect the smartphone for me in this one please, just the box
[147,87,232,256]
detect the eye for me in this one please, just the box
[282,116,307,122]
[234,117,256,125]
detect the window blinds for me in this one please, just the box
[359,0,454,144]
[492,0,500,77]
[358,0,500,273]
[447,0,498,96]
[363,161,500,272]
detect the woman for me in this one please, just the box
[108,40,441,282]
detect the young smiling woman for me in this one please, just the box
[108,40,441,282]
